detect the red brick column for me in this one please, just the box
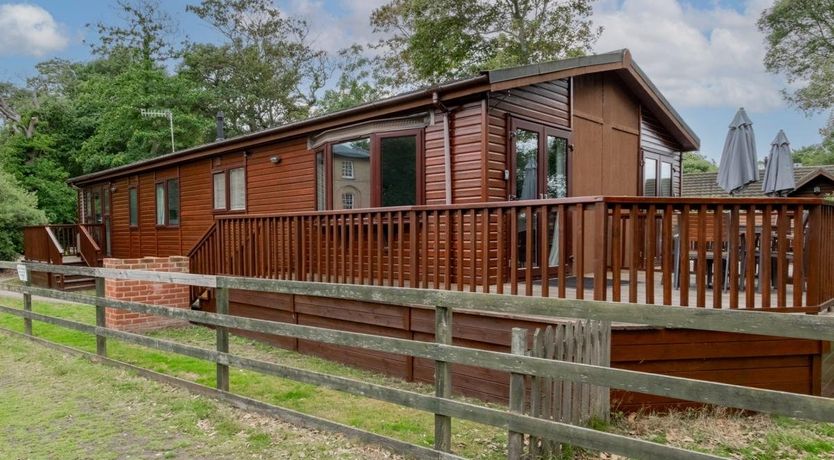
[103,256,190,332]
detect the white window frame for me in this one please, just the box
[341,160,354,179]
[341,192,354,209]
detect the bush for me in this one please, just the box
[0,171,47,260]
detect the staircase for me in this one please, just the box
[22,224,105,291]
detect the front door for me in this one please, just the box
[509,118,570,275]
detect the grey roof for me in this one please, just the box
[683,165,834,197]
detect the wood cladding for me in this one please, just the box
[202,290,823,409]
[641,111,683,196]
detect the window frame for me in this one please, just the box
[341,192,355,209]
[322,129,425,210]
[641,150,677,197]
[507,116,572,200]
[128,186,139,229]
[211,166,247,214]
[154,178,180,228]
[340,160,355,179]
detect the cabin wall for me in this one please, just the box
[572,73,641,196]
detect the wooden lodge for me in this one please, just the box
[23,49,834,409]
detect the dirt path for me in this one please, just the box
[0,332,399,459]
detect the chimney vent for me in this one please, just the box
[215,112,225,141]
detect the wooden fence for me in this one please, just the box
[3,260,834,460]
[509,322,611,459]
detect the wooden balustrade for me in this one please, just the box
[23,226,63,264]
[78,224,102,267]
[186,197,834,310]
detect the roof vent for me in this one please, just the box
[215,112,225,141]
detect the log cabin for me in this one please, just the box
[23,49,834,409]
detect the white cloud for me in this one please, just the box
[594,0,785,112]
[283,0,388,55]
[0,3,68,57]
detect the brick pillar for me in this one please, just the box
[103,256,191,332]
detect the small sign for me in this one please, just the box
[16,264,28,282]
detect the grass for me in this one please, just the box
[1,291,834,459]
[0,331,397,459]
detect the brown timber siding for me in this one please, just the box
[641,111,683,196]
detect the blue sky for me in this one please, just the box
[0,0,828,161]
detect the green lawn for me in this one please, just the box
[1,292,834,459]
[0,331,398,459]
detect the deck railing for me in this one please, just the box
[185,196,834,310]
[23,223,106,268]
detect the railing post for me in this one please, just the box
[434,305,452,452]
[95,276,106,356]
[22,265,32,336]
[215,286,230,392]
[508,327,527,460]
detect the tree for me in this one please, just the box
[682,152,718,174]
[0,171,47,260]
[181,0,327,134]
[86,0,181,68]
[758,0,834,112]
[316,45,385,114]
[370,0,601,87]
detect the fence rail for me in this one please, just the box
[3,260,834,459]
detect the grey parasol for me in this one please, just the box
[761,130,796,196]
[717,107,758,194]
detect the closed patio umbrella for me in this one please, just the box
[521,158,538,200]
[717,108,758,195]
[761,130,796,196]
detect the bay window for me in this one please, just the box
[318,130,423,210]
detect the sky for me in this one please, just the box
[0,0,829,162]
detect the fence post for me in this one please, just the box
[434,305,452,452]
[22,265,32,336]
[95,276,106,356]
[215,286,230,392]
[508,327,527,460]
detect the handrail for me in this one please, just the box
[78,224,102,267]
[187,222,217,258]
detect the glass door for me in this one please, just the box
[509,119,571,275]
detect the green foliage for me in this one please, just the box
[792,136,834,166]
[758,0,834,113]
[316,45,385,115]
[181,0,327,135]
[370,0,601,87]
[0,171,47,259]
[682,152,718,174]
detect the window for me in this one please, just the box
[167,179,179,225]
[212,167,245,212]
[213,173,226,210]
[660,162,673,196]
[128,187,138,227]
[316,152,325,211]
[642,152,676,197]
[510,118,570,200]
[325,131,422,210]
[643,158,657,196]
[341,160,354,179]
[155,179,180,226]
[155,183,165,225]
[380,135,417,207]
[229,167,245,210]
[341,192,354,209]
[331,138,371,210]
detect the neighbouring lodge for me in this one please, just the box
[23,49,834,409]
